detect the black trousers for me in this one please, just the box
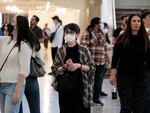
[117,74,146,113]
[59,91,90,113]
[51,47,58,61]
[144,69,150,113]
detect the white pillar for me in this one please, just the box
[101,0,116,29]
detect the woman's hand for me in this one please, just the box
[67,63,81,72]
[109,69,117,85]
[57,65,66,74]
[12,91,20,105]
[66,59,73,67]
[12,75,25,105]
[147,30,150,36]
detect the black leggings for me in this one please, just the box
[117,75,146,113]
[51,47,58,61]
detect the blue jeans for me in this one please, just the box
[0,83,25,113]
[19,76,40,113]
[93,65,106,100]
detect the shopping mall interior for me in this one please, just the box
[0,0,150,113]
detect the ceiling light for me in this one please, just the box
[3,0,13,2]
[45,1,51,10]
[36,6,43,10]
[6,5,24,14]
[56,7,66,14]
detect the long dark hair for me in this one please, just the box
[16,15,40,51]
[118,14,149,52]
[86,17,103,39]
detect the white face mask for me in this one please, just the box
[65,34,76,42]
[99,23,104,29]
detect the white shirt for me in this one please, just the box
[0,36,32,83]
[49,23,64,48]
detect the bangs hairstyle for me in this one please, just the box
[117,14,149,52]
[64,23,80,34]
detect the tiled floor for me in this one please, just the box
[23,44,120,113]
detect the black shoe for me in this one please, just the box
[100,91,108,96]
[93,99,104,106]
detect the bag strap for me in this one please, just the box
[0,43,16,72]
[54,25,61,34]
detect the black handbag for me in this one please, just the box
[50,25,61,43]
[53,70,78,92]
[30,56,46,77]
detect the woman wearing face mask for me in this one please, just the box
[51,23,95,113]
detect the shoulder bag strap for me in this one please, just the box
[55,25,61,33]
[0,43,16,72]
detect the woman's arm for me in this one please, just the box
[109,39,122,85]
[12,74,26,104]
[82,47,95,73]
[145,47,150,70]
[51,48,65,75]
[12,42,32,104]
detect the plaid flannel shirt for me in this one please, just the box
[80,31,109,66]
[51,43,95,108]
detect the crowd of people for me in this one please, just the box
[0,8,150,113]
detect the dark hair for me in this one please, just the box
[120,14,128,20]
[118,14,149,51]
[33,15,40,22]
[64,23,80,34]
[103,22,109,28]
[141,9,150,19]
[1,23,14,36]
[16,15,40,51]
[86,17,102,39]
[52,15,62,24]
[89,17,100,29]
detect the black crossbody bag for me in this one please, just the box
[50,25,61,43]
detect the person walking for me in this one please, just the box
[19,15,42,113]
[0,15,33,113]
[109,14,150,113]
[81,17,109,106]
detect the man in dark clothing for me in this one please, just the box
[30,15,44,43]
[112,15,128,45]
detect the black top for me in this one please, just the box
[31,26,43,40]
[64,44,83,91]
[111,34,150,77]
[112,27,123,39]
